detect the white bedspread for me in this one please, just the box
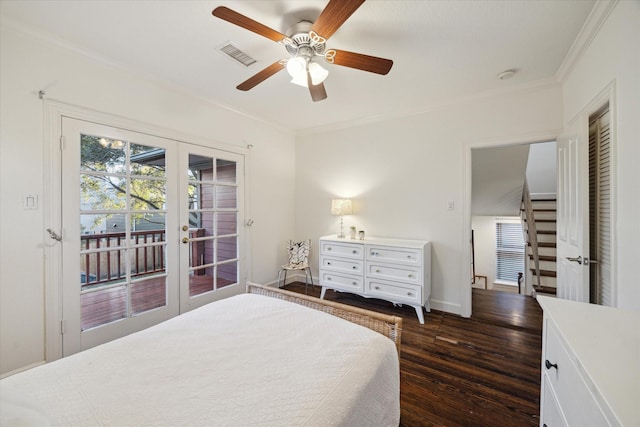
[1,293,399,426]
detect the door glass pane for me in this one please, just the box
[81,284,126,330]
[187,154,216,297]
[216,185,237,208]
[217,261,237,289]
[216,159,236,184]
[217,236,237,262]
[130,145,166,177]
[80,135,126,174]
[188,154,213,180]
[79,135,168,330]
[216,212,237,235]
[80,175,127,211]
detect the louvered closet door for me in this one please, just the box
[588,107,612,306]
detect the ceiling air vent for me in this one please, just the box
[219,43,257,67]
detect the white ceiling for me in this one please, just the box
[0,0,596,132]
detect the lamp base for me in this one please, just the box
[337,216,346,238]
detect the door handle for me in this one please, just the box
[182,237,189,244]
[565,256,582,265]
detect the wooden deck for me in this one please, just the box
[284,282,543,427]
[81,275,232,330]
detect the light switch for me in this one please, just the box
[23,194,38,210]
[448,201,455,210]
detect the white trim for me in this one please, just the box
[462,129,562,318]
[576,82,617,306]
[556,0,619,83]
[493,280,518,287]
[299,79,561,136]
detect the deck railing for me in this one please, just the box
[80,229,206,288]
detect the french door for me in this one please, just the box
[61,117,244,356]
[178,143,244,313]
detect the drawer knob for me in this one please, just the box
[407,292,413,296]
[407,255,412,259]
[327,262,331,265]
[352,282,357,285]
[408,274,413,278]
[376,269,381,273]
[374,286,380,290]
[352,250,357,254]
[327,277,332,281]
[327,247,332,250]
[544,360,558,370]
[352,266,357,269]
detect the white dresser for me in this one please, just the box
[319,235,431,324]
[537,296,640,427]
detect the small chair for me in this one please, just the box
[277,239,314,294]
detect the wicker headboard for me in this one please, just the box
[246,282,402,354]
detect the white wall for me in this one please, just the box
[0,25,296,374]
[295,84,563,314]
[526,141,557,198]
[471,216,497,288]
[561,0,640,310]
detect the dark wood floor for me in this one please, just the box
[283,282,543,427]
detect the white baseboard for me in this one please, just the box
[429,299,462,316]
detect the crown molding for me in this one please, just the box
[297,77,561,136]
[555,0,619,83]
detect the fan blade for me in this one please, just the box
[307,71,328,102]
[236,61,285,91]
[311,0,366,39]
[326,49,393,75]
[212,6,288,43]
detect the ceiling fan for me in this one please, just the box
[212,0,393,102]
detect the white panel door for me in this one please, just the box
[556,132,589,302]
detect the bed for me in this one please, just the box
[1,283,402,426]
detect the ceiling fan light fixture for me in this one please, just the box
[308,62,329,85]
[287,57,329,88]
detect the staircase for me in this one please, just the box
[522,197,557,295]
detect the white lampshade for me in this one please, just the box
[331,199,352,216]
[308,62,329,85]
[287,57,329,88]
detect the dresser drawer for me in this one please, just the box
[321,256,364,275]
[367,245,422,266]
[320,241,364,259]
[541,374,567,427]
[543,319,609,426]
[366,278,421,304]
[320,271,364,293]
[366,262,421,285]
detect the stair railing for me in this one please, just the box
[522,180,541,290]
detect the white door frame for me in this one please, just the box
[43,101,248,362]
[559,82,617,304]
[461,130,561,317]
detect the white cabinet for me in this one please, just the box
[319,235,431,324]
[537,296,640,427]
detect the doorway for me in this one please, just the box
[59,116,244,356]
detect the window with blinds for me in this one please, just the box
[496,222,525,283]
